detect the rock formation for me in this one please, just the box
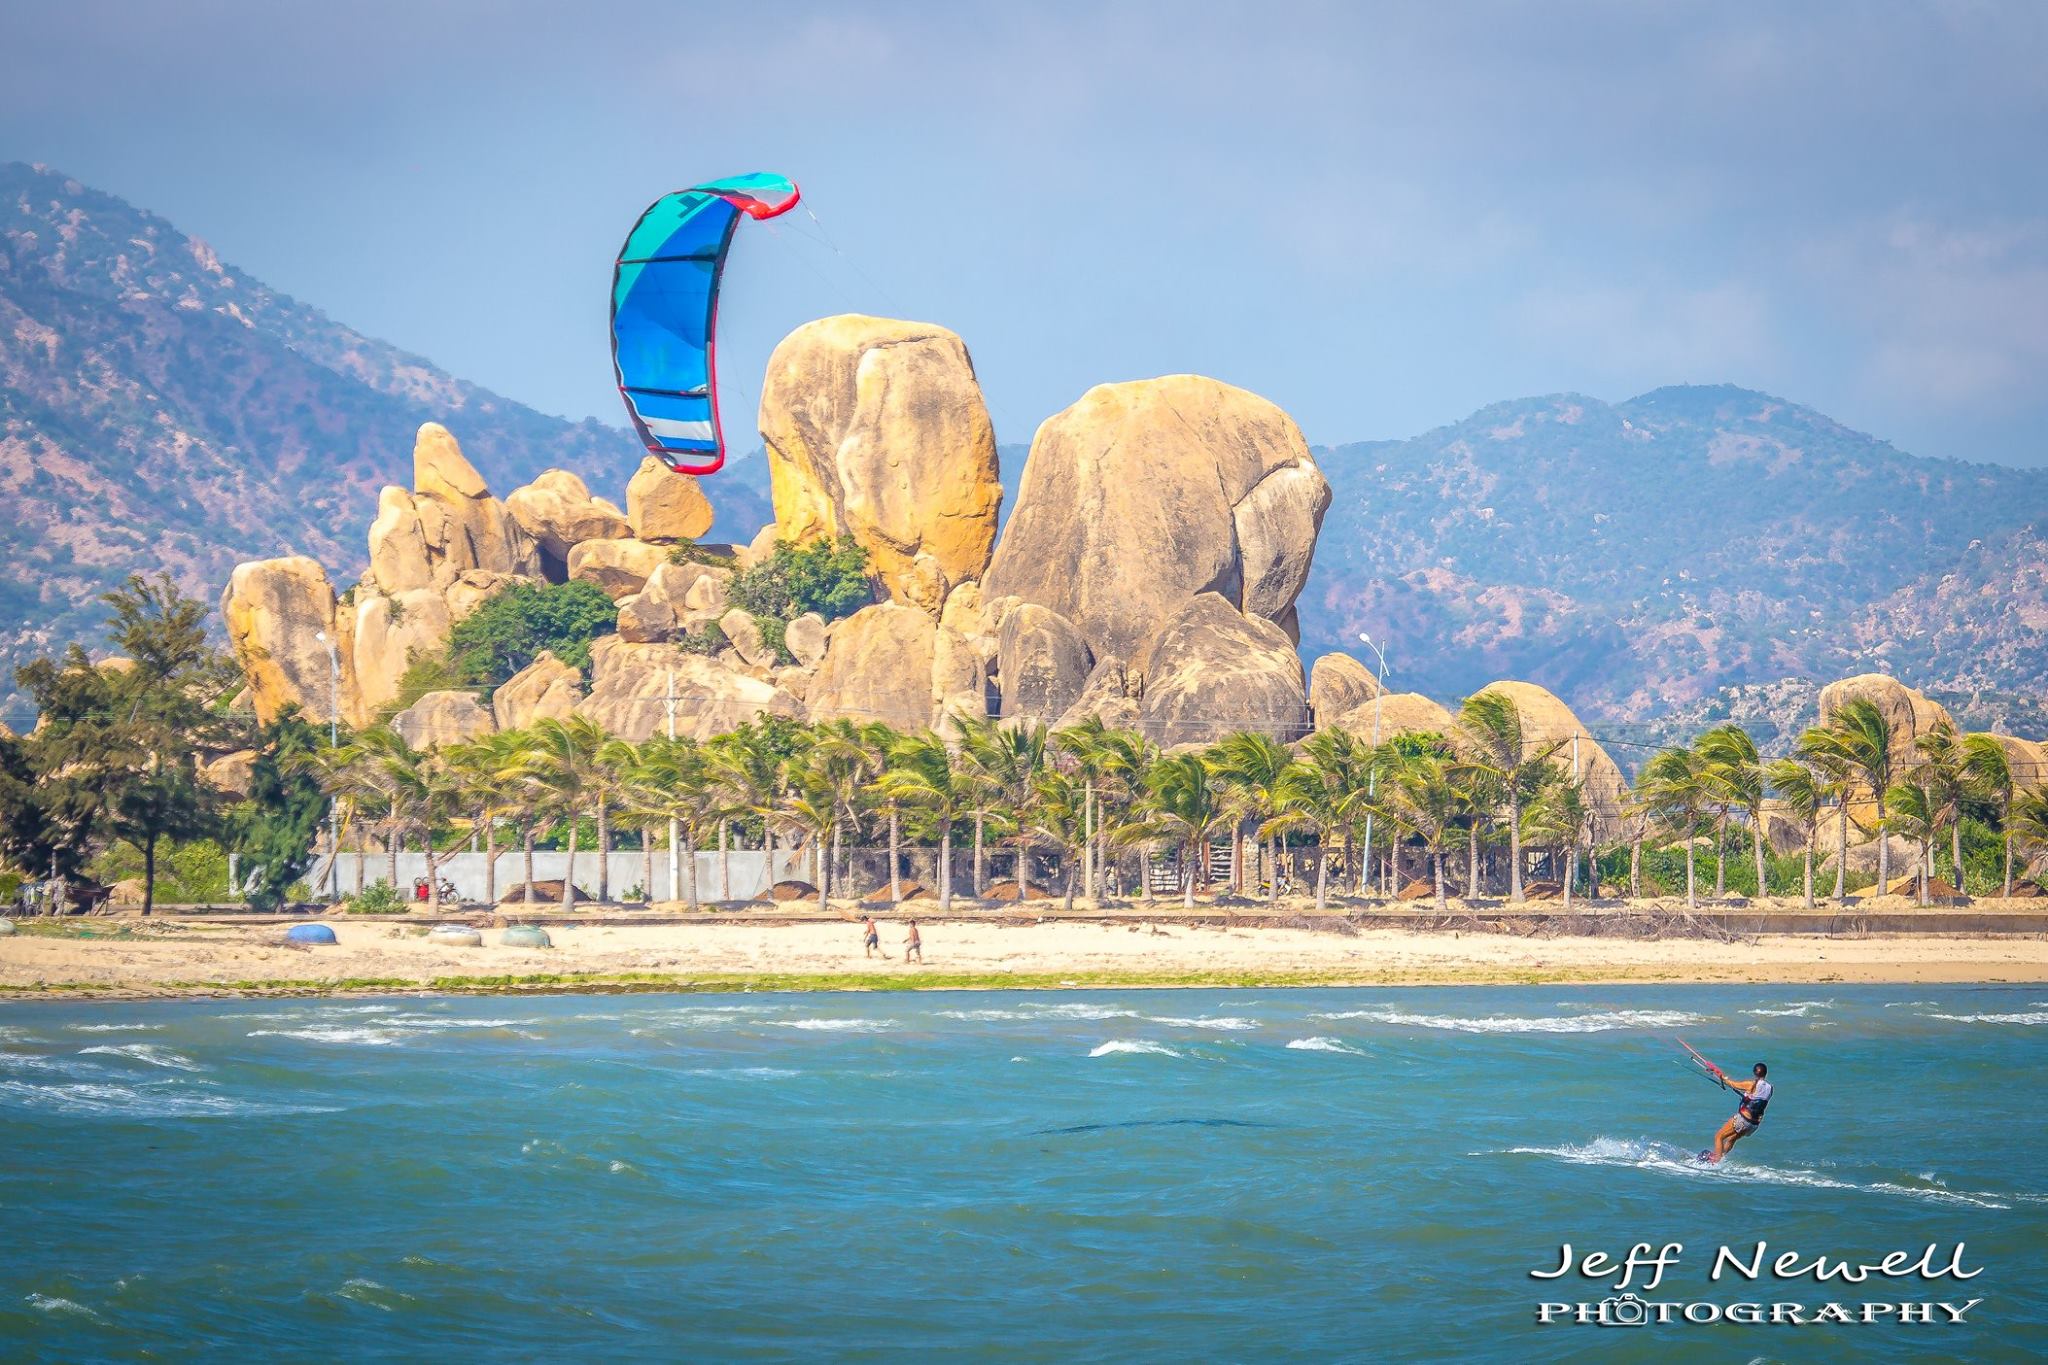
[1817,673,1957,764]
[758,315,1003,614]
[219,556,356,724]
[506,470,631,575]
[1334,692,1455,742]
[1136,594,1308,748]
[567,538,668,600]
[392,690,495,749]
[580,636,800,742]
[626,456,714,542]
[1307,653,1382,727]
[803,601,981,731]
[1474,679,1629,824]
[984,375,1329,666]
[784,613,829,667]
[995,603,1093,721]
[363,425,539,596]
[492,652,582,730]
[353,588,453,714]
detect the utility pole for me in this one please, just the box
[665,667,680,904]
[314,630,341,901]
[1357,632,1391,899]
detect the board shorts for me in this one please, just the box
[1732,1113,1759,1135]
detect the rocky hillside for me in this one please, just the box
[0,162,650,718]
[1299,385,2048,727]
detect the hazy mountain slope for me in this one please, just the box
[0,161,645,712]
[1298,385,2048,722]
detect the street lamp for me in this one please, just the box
[1357,631,1391,898]
[314,631,341,900]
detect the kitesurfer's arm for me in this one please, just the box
[1725,1077,1756,1096]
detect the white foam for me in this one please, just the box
[1286,1037,1365,1054]
[26,1293,102,1321]
[1145,1015,1260,1031]
[775,1018,898,1032]
[1030,1003,1141,1021]
[248,1026,402,1046]
[1088,1039,1180,1058]
[78,1043,202,1072]
[1316,1007,1706,1034]
[683,1066,800,1079]
[1500,1137,2014,1210]
[1924,1011,2048,1025]
[69,1022,166,1033]
[936,1008,1036,1022]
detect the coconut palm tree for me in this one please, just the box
[486,728,548,907]
[1793,723,1856,903]
[1521,773,1590,909]
[1455,690,1563,901]
[1208,731,1295,905]
[309,737,378,896]
[1029,766,1093,911]
[1885,780,1939,906]
[1637,744,1713,909]
[1961,735,2016,897]
[1053,715,1119,901]
[633,734,720,911]
[1697,724,1768,898]
[704,724,785,899]
[805,719,882,897]
[512,716,610,911]
[960,717,1047,899]
[876,729,969,913]
[444,735,510,905]
[1124,750,1234,910]
[777,754,842,912]
[1265,746,1350,912]
[1381,747,1467,913]
[1803,698,1898,895]
[2011,788,2048,887]
[1765,754,1831,909]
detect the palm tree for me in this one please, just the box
[1765,755,1831,909]
[1266,745,1350,912]
[1698,724,1768,898]
[486,728,548,907]
[1794,723,1856,903]
[960,718,1047,899]
[2011,789,2048,888]
[513,716,610,911]
[1522,774,1590,909]
[705,725,784,900]
[444,735,508,905]
[1382,748,1466,912]
[1885,781,1939,906]
[309,739,377,896]
[1804,698,1898,895]
[1029,767,1092,910]
[1209,731,1295,905]
[633,735,721,911]
[777,756,841,911]
[1053,715,1119,901]
[876,729,969,913]
[1961,735,2016,897]
[1456,690,1563,901]
[1125,751,1233,909]
[1637,744,1713,908]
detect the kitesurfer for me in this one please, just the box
[1703,1061,1772,1164]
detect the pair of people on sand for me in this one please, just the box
[861,916,921,963]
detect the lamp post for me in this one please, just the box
[1357,631,1391,898]
[314,630,341,901]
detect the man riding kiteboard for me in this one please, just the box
[1678,1040,1772,1164]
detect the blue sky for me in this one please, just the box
[5,2,2046,464]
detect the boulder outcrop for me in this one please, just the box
[567,538,668,600]
[626,456,714,542]
[804,602,945,731]
[614,562,705,644]
[995,602,1092,721]
[219,556,355,725]
[1474,679,1629,824]
[784,612,829,667]
[1136,593,1308,748]
[984,375,1329,666]
[1334,692,1455,742]
[506,470,631,572]
[758,315,1002,613]
[393,690,495,749]
[719,608,776,668]
[352,588,453,714]
[1307,653,1382,727]
[492,651,582,730]
[410,423,538,582]
[578,637,800,741]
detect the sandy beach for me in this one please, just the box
[3,908,2046,997]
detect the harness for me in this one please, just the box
[1739,1079,1772,1124]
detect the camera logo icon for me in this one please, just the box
[1599,1292,1652,1327]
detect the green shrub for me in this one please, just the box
[728,535,872,624]
[444,579,619,681]
[342,880,405,914]
[677,622,728,656]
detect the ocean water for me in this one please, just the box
[2,985,2043,1361]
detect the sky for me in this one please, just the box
[4,1,2046,465]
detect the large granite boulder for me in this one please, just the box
[626,456,714,542]
[719,608,776,668]
[784,612,829,667]
[492,651,582,730]
[615,562,705,644]
[361,426,540,596]
[1474,679,1630,826]
[444,570,522,624]
[1307,653,1382,727]
[567,538,668,600]
[1334,692,1456,742]
[578,637,800,741]
[1817,674,1957,769]
[758,315,1003,614]
[200,750,258,799]
[1054,657,1141,732]
[1136,593,1308,748]
[506,470,631,573]
[220,556,356,725]
[984,375,1329,665]
[352,588,453,714]
[393,690,496,749]
[995,602,1092,721]
[804,602,943,731]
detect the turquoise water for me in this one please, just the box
[2,985,2043,1361]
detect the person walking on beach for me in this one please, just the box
[903,919,923,964]
[861,915,881,959]
[1702,1061,1773,1164]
